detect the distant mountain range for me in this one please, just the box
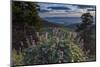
[41,19,96,31]
[41,20,63,27]
[41,19,78,31]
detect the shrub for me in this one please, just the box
[12,49,24,66]
[22,30,86,65]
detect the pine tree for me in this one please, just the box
[12,1,42,30]
[12,1,42,52]
[76,12,95,56]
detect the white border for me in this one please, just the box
[0,0,100,67]
[15,0,96,5]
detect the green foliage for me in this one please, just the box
[76,12,96,56]
[12,49,24,65]
[76,13,93,31]
[22,28,86,65]
[12,1,43,55]
[12,1,42,30]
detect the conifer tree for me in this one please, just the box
[12,1,42,52]
[76,12,95,56]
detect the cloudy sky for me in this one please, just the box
[37,2,96,17]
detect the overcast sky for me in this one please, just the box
[37,2,96,17]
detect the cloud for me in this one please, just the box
[48,6,71,10]
[37,3,80,13]
[77,5,95,9]
[87,8,96,11]
[37,2,96,17]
